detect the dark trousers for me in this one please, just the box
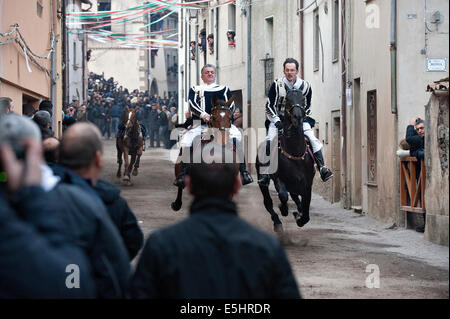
[149,128,159,147]
[159,125,169,148]
[101,119,111,138]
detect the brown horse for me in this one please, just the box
[171,97,236,211]
[116,107,143,185]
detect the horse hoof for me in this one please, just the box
[132,169,138,176]
[171,201,182,211]
[296,215,310,228]
[116,173,121,178]
[279,204,289,217]
[274,223,284,233]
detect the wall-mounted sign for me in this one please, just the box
[407,13,417,19]
[426,58,447,72]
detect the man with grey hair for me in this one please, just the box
[175,64,253,187]
[0,114,59,192]
[0,97,13,117]
[32,110,53,140]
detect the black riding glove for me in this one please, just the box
[305,109,311,116]
[275,121,284,134]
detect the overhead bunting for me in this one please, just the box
[66,0,235,49]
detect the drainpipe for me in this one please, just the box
[196,21,199,85]
[390,0,397,114]
[215,7,219,83]
[247,1,251,128]
[299,0,304,79]
[341,0,348,208]
[391,0,401,226]
[50,0,57,127]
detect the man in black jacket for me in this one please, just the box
[405,117,426,233]
[148,103,160,147]
[93,179,144,260]
[130,154,300,299]
[55,122,132,298]
[406,117,425,161]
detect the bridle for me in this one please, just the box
[209,107,231,131]
[278,92,309,161]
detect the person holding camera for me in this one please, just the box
[0,115,96,298]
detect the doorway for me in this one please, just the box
[352,78,362,207]
[331,111,341,203]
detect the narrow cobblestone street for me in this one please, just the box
[100,139,449,299]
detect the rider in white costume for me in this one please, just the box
[174,64,253,187]
[258,58,334,186]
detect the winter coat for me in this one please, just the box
[157,111,168,127]
[130,197,301,299]
[148,109,159,129]
[111,104,121,118]
[406,125,424,158]
[0,186,96,298]
[93,179,144,260]
[50,164,131,298]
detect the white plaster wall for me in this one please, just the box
[351,0,398,223]
[87,0,146,92]
[302,0,342,162]
[250,0,300,131]
[397,0,449,141]
[67,0,84,102]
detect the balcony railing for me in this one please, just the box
[400,156,426,214]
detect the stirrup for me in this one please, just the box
[320,167,334,182]
[241,171,254,186]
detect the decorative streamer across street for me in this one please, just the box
[66,0,236,49]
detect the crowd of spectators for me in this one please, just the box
[62,72,179,149]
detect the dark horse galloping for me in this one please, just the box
[116,107,143,185]
[256,89,315,233]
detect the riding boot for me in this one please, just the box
[173,162,188,187]
[257,139,272,186]
[239,162,254,186]
[314,150,334,182]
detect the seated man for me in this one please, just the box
[174,64,253,187]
